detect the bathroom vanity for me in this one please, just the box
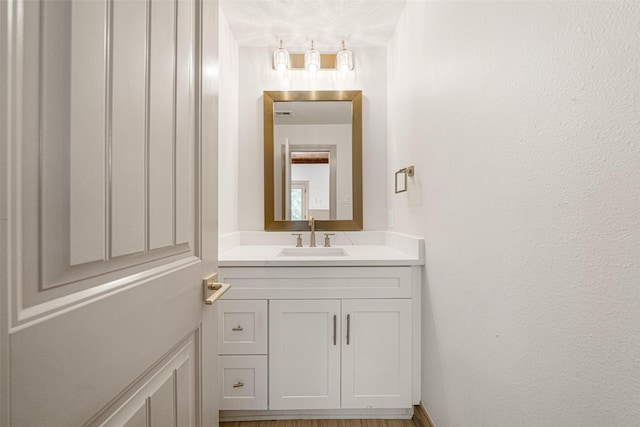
[216,231,424,421]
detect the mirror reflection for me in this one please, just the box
[263,91,363,231]
[273,101,352,221]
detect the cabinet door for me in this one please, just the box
[269,300,341,410]
[342,299,412,408]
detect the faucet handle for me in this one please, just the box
[291,233,303,247]
[323,233,335,248]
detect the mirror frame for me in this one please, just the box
[264,90,363,231]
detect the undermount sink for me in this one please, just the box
[278,247,347,257]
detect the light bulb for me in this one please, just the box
[304,41,321,73]
[273,40,290,71]
[336,40,353,72]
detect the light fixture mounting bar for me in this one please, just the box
[289,53,338,70]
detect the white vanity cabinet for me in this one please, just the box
[269,298,412,410]
[217,263,422,419]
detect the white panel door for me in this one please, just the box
[269,300,341,410]
[0,0,220,425]
[341,299,413,409]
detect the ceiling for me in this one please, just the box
[220,0,408,50]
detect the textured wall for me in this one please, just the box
[237,46,388,231]
[387,1,640,426]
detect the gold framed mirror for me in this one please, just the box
[264,90,363,231]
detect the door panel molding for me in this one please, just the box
[6,0,199,318]
[43,243,190,291]
[12,255,200,333]
[17,0,197,292]
[83,328,200,427]
[9,254,205,426]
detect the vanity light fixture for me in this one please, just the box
[304,41,321,72]
[336,40,354,72]
[273,40,290,71]
[274,41,354,72]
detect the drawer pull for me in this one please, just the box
[233,382,244,388]
[232,325,244,332]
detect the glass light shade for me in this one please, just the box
[337,41,353,72]
[304,41,320,72]
[273,41,290,71]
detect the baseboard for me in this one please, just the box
[220,408,413,422]
[413,402,436,427]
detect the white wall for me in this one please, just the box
[218,7,239,235]
[388,2,640,426]
[238,46,388,230]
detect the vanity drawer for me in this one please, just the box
[219,266,414,299]
[219,355,267,410]
[218,299,268,355]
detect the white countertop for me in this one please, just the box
[218,231,425,267]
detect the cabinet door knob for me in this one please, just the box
[233,382,244,388]
[232,325,243,331]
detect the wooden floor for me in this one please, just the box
[219,404,433,427]
[220,420,417,427]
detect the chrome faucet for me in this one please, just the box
[308,216,316,247]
